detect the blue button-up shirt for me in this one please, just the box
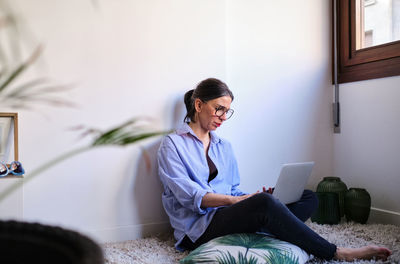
[157,123,246,250]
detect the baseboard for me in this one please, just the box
[86,221,172,244]
[82,208,399,243]
[368,207,400,226]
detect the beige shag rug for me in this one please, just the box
[102,222,399,264]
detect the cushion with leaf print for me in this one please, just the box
[180,233,310,264]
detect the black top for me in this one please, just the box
[206,154,218,182]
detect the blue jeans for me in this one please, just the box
[181,190,337,260]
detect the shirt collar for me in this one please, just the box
[176,123,221,144]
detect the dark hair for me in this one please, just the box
[184,78,234,123]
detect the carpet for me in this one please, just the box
[102,221,399,264]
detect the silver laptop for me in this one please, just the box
[272,162,314,204]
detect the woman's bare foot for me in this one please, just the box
[335,245,392,261]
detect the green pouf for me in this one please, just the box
[180,233,310,264]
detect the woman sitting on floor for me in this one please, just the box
[157,78,392,261]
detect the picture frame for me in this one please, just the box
[0,113,18,163]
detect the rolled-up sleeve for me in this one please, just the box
[158,138,211,214]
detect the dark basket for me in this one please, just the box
[0,220,104,264]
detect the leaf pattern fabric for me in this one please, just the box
[180,233,310,264]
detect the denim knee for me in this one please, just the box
[252,192,281,211]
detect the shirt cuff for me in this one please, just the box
[194,189,209,214]
[232,188,249,196]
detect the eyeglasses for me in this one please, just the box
[214,106,234,119]
[0,161,25,177]
[200,100,234,120]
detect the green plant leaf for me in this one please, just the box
[215,250,238,264]
[90,118,170,147]
[0,3,22,66]
[212,234,299,263]
[214,250,261,264]
[180,243,217,264]
[0,44,74,108]
[90,119,139,144]
[214,233,282,251]
[3,78,50,96]
[0,45,41,92]
[262,249,300,264]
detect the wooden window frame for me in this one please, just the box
[335,0,400,83]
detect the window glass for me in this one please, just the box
[356,0,400,49]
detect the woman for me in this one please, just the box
[157,78,391,261]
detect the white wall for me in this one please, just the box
[225,0,333,192]
[333,76,400,225]
[1,0,227,242]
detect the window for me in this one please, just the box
[335,0,400,83]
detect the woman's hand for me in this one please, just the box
[262,186,274,194]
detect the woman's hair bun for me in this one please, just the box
[184,89,195,111]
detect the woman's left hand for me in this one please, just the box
[262,186,274,194]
